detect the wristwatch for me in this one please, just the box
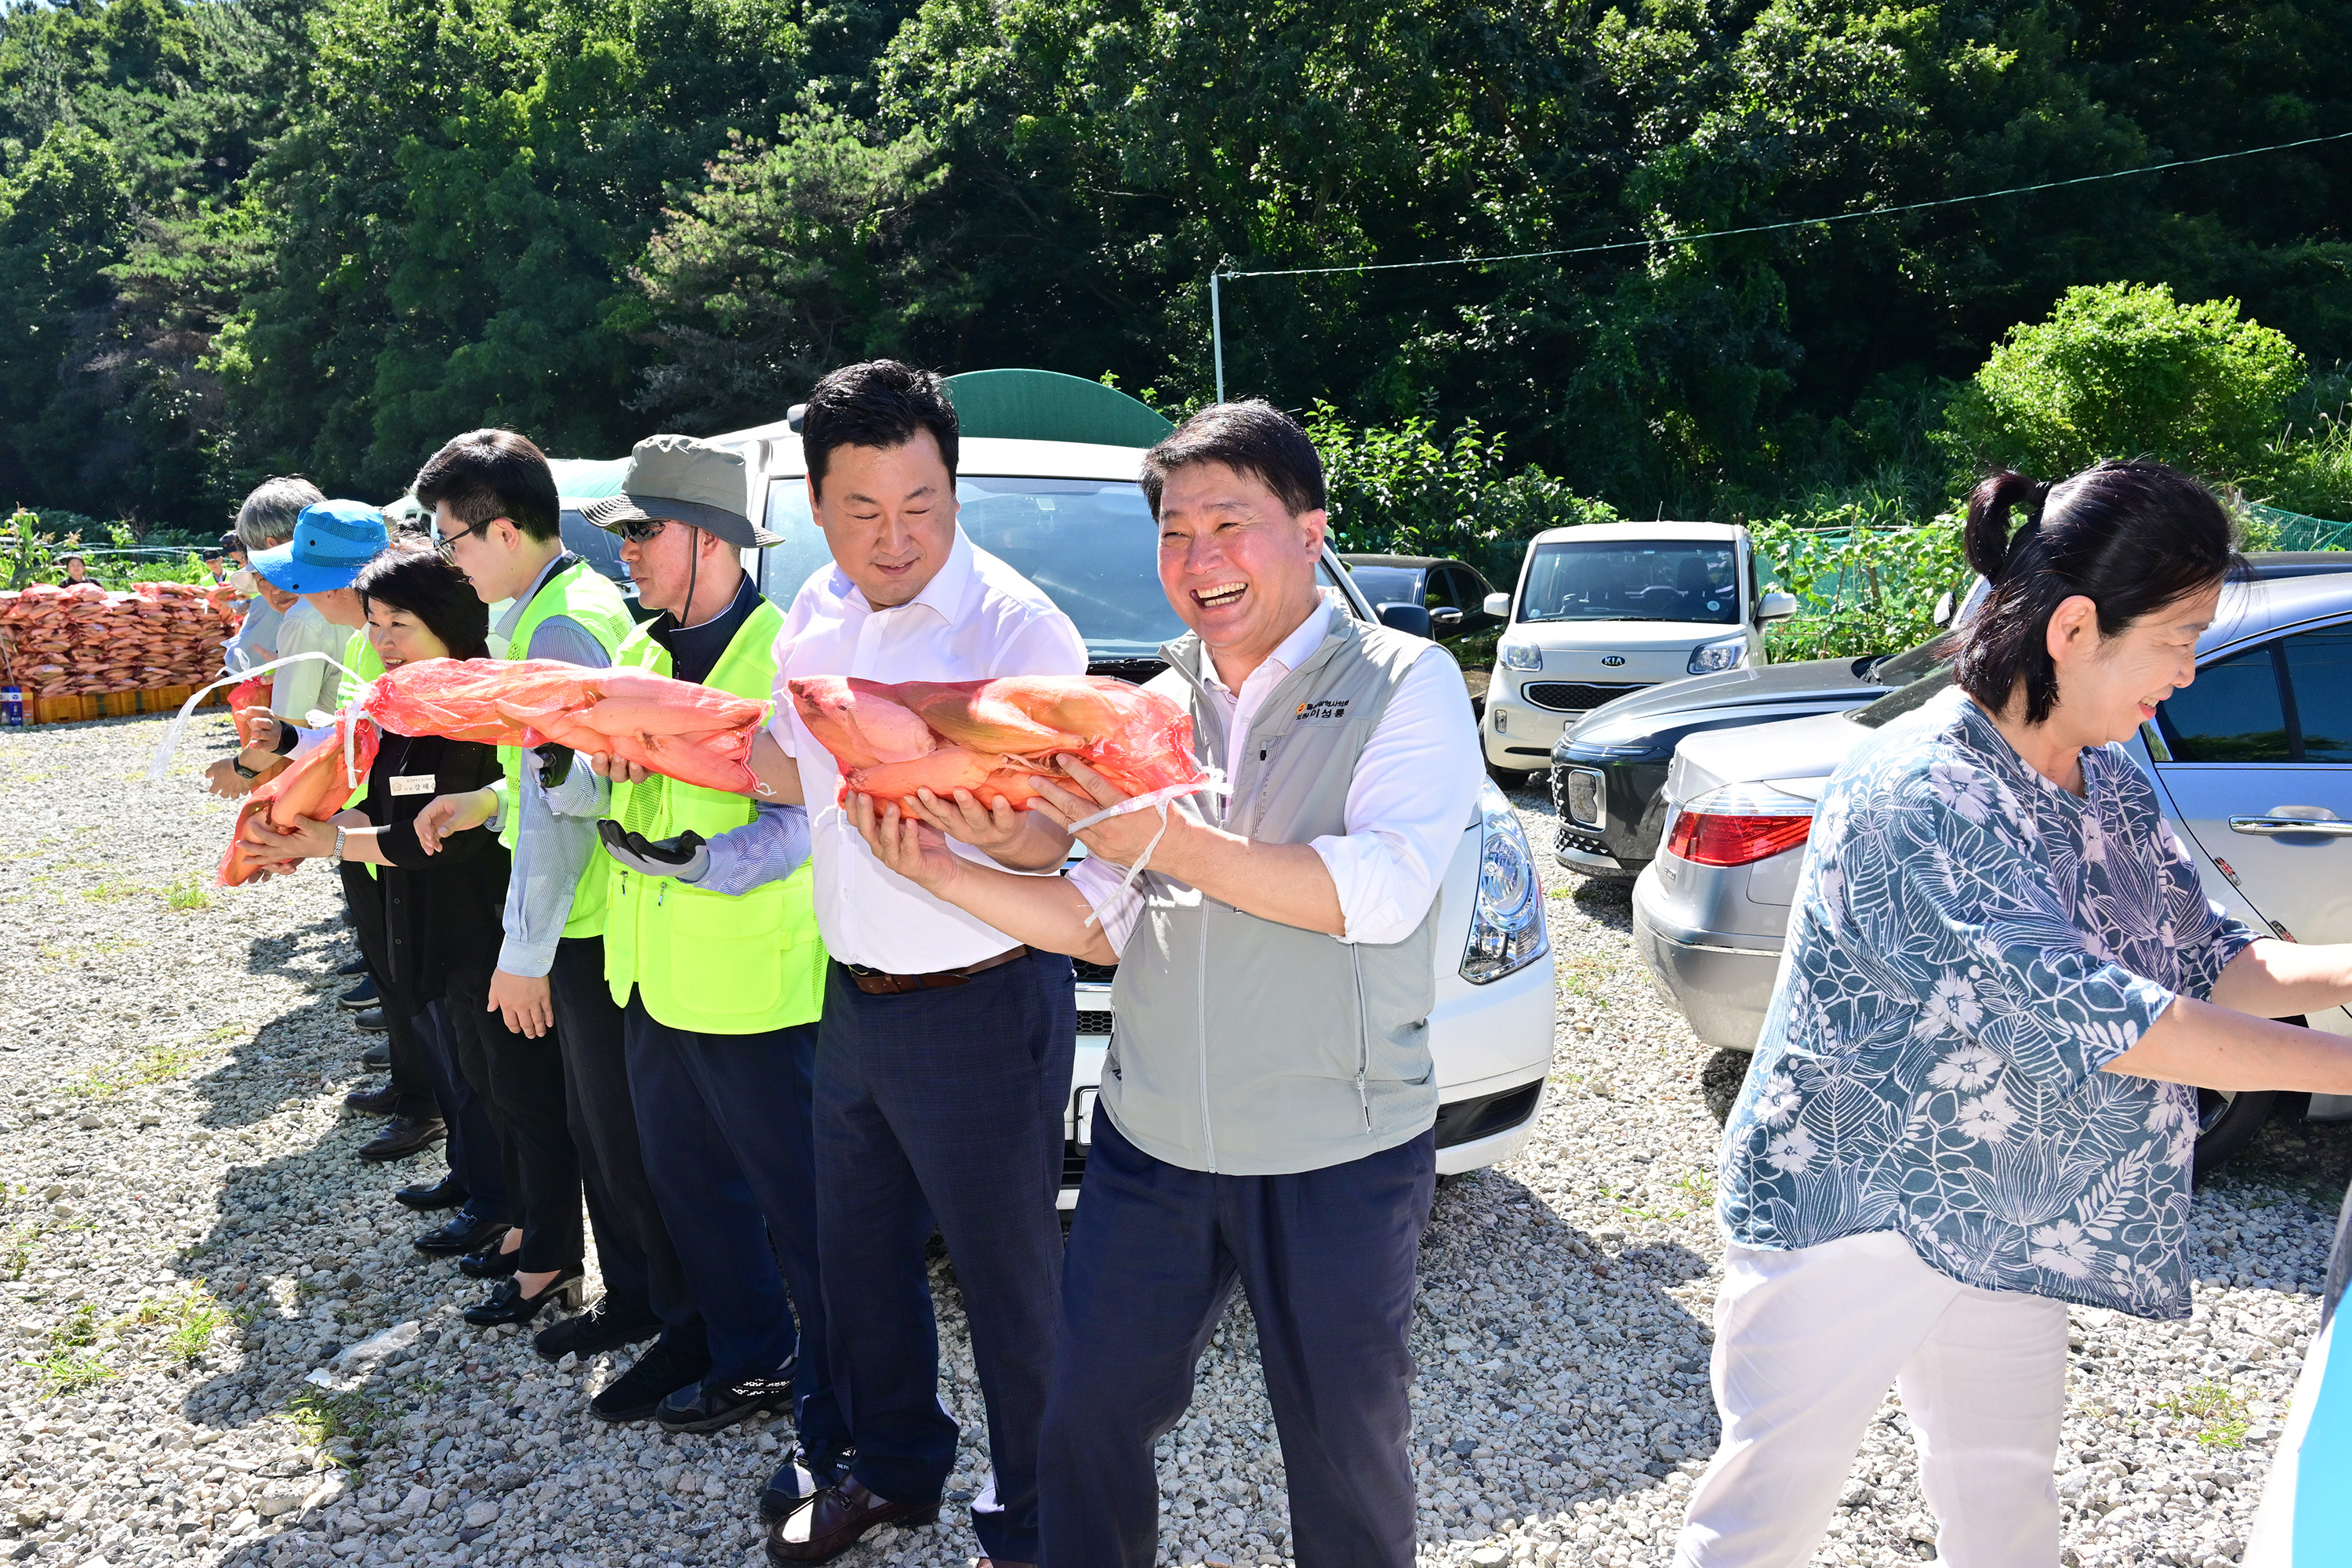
[332,826,348,863]
[230,757,260,779]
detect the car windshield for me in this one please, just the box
[763,475,1355,662]
[1346,565,1423,605]
[1518,540,1740,624]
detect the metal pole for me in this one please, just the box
[1210,268,1225,405]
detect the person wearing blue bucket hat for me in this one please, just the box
[250,499,391,595]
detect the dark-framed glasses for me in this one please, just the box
[615,516,670,544]
[432,519,492,558]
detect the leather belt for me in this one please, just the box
[844,946,1029,996]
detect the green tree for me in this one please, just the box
[1941,281,2307,481]
[626,111,961,434]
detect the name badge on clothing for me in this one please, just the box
[389,774,437,797]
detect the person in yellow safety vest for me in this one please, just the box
[570,434,850,1465]
[408,430,713,1408]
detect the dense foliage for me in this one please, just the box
[2,0,2349,546]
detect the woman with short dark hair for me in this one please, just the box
[252,546,587,1325]
[1675,461,2352,1567]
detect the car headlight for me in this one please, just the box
[1498,641,1541,672]
[1687,635,1748,675]
[1461,781,1550,984]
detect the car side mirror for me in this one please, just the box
[1378,603,1435,638]
[1757,590,1798,625]
[1430,606,1465,632]
[1483,592,1512,619]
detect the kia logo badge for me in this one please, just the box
[1600,655,1626,666]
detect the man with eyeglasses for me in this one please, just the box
[411,429,711,1418]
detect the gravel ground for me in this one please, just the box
[0,715,2345,1568]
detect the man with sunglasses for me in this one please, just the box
[411,430,712,1419]
[569,433,850,1456]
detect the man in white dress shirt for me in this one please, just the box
[760,361,1085,1568]
[853,399,1483,1568]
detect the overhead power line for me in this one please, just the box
[1207,127,2352,397]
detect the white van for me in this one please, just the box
[1480,521,1795,782]
[708,372,1559,1205]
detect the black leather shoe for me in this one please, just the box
[358,1115,446,1163]
[354,1007,387,1033]
[463,1266,584,1327]
[339,977,378,1009]
[343,1081,401,1115]
[415,1214,509,1258]
[535,1300,664,1362]
[766,1477,939,1563]
[590,1335,713,1423]
[358,1040,390,1069]
[336,955,369,977]
[657,1367,794,1434]
[394,1174,468,1210]
[760,1443,854,1520]
[458,1243,521,1279]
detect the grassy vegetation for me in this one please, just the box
[284,1388,387,1467]
[2157,1381,2252,1449]
[165,874,212,912]
[123,1283,234,1364]
[2,1218,45,1279]
[22,1305,117,1396]
[64,1038,213,1098]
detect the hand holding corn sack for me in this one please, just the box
[218,716,382,887]
[361,658,771,794]
[788,675,1203,808]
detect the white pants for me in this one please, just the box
[1675,1231,2069,1568]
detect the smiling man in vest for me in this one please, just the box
[412,430,710,1413]
[573,434,849,1459]
[851,399,1484,1568]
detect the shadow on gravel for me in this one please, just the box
[169,1134,435,1430]
[1417,1166,1716,1530]
[1697,1049,1754,1126]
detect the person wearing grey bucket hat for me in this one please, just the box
[572,434,851,1454]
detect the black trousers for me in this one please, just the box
[339,862,435,1120]
[1039,1113,1437,1568]
[445,968,583,1272]
[626,999,846,1456]
[815,951,1074,1567]
[547,935,702,1344]
[414,1000,509,1221]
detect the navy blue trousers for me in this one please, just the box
[1040,1112,1436,1568]
[815,952,1074,1566]
[414,1000,508,1222]
[549,936,702,1349]
[625,995,847,1458]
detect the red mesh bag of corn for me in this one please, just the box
[786,675,1202,809]
[218,716,383,887]
[362,657,771,795]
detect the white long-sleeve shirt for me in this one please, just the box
[768,527,1087,971]
[269,601,344,720]
[1065,602,1483,952]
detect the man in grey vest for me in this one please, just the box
[850,400,1483,1566]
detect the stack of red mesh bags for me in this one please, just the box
[0,582,242,699]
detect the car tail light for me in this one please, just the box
[1663,784,1817,868]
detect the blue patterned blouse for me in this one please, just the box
[1717,688,2257,1319]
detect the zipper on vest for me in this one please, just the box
[1196,906,1215,1174]
[1352,948,1371,1132]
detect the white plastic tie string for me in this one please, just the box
[1066,766,1231,929]
[142,650,373,786]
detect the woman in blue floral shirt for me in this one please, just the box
[1678,462,2352,1568]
